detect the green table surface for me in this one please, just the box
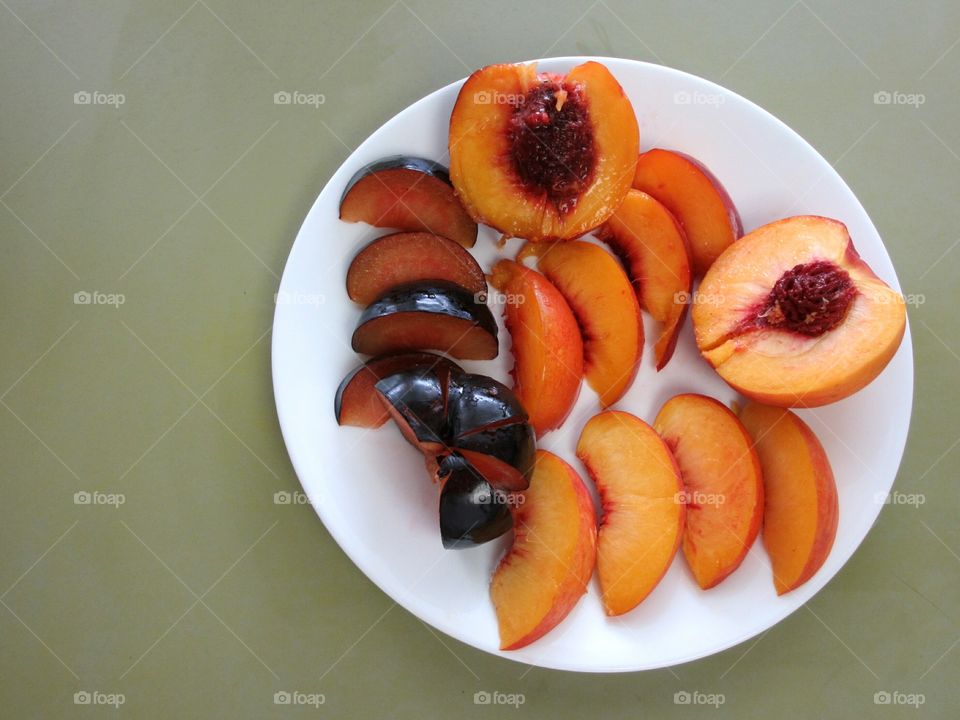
[1,1,957,717]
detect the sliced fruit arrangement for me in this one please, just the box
[653,394,763,589]
[632,148,742,276]
[346,232,486,305]
[693,215,906,407]
[599,189,692,370]
[449,61,639,242]
[519,240,643,406]
[340,156,478,248]
[488,259,583,436]
[335,351,456,428]
[491,450,597,650]
[325,60,907,651]
[577,411,684,615]
[739,402,839,595]
[352,280,498,360]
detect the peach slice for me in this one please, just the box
[489,260,583,436]
[576,411,684,615]
[599,189,693,370]
[519,241,642,406]
[632,149,742,276]
[449,61,639,242]
[693,216,907,407]
[653,394,763,589]
[491,450,597,650]
[738,402,839,595]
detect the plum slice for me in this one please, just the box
[335,352,460,428]
[339,156,478,248]
[346,232,486,305]
[438,455,513,549]
[352,280,498,360]
[374,368,453,455]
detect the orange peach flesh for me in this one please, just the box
[491,450,597,650]
[739,402,839,595]
[489,260,583,436]
[693,216,906,407]
[519,241,642,407]
[576,411,684,615]
[602,189,693,370]
[632,149,741,276]
[653,394,763,589]
[449,62,639,241]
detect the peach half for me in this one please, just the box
[693,216,906,407]
[449,61,639,242]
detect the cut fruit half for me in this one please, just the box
[449,61,639,241]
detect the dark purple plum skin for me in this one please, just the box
[374,369,449,448]
[438,456,513,549]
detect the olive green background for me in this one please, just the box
[1,1,957,717]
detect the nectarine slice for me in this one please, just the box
[491,450,597,650]
[653,394,763,589]
[693,216,906,407]
[449,61,639,242]
[577,411,684,615]
[340,156,477,248]
[346,232,486,305]
[600,189,693,370]
[739,402,839,595]
[519,241,642,406]
[489,260,583,436]
[632,149,742,276]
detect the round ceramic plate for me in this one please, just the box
[272,57,913,672]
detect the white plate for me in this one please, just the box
[272,57,913,672]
